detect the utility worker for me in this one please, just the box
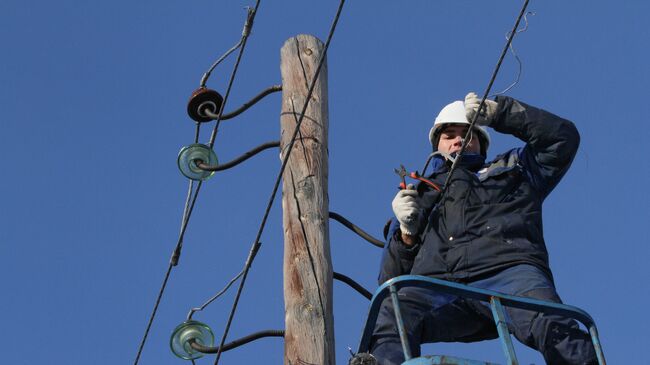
[363,93,597,364]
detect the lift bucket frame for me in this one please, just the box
[355,275,606,365]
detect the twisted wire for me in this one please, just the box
[492,11,535,96]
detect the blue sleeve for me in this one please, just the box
[377,218,421,285]
[493,96,580,199]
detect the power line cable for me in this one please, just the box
[133,4,261,363]
[329,211,384,248]
[216,85,282,121]
[197,141,279,172]
[133,121,203,365]
[190,330,285,354]
[211,2,346,364]
[439,0,530,201]
[133,181,203,365]
[208,4,261,149]
[333,271,372,300]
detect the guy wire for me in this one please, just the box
[212,1,346,364]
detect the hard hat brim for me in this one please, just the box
[429,122,491,156]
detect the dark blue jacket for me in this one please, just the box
[379,96,579,284]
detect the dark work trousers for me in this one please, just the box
[370,265,597,365]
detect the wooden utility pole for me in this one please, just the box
[280,34,334,365]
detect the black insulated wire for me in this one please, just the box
[214,85,282,121]
[212,2,346,364]
[190,330,285,354]
[196,141,280,172]
[329,211,384,248]
[333,271,372,300]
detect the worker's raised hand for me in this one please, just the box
[465,92,498,126]
[392,184,421,235]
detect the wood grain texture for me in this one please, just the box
[280,34,334,365]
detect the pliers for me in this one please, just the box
[394,164,442,192]
[394,164,408,190]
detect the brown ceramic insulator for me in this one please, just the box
[187,87,224,122]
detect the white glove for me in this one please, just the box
[465,92,498,126]
[391,184,421,235]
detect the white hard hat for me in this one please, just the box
[428,100,490,155]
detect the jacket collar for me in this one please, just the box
[429,152,486,175]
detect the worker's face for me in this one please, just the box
[437,124,481,155]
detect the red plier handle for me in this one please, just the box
[395,165,442,192]
[409,171,442,192]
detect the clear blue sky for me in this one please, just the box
[1,1,648,364]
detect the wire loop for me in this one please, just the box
[329,211,384,248]
[204,85,282,121]
[334,271,372,300]
[190,330,284,354]
[195,141,280,172]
